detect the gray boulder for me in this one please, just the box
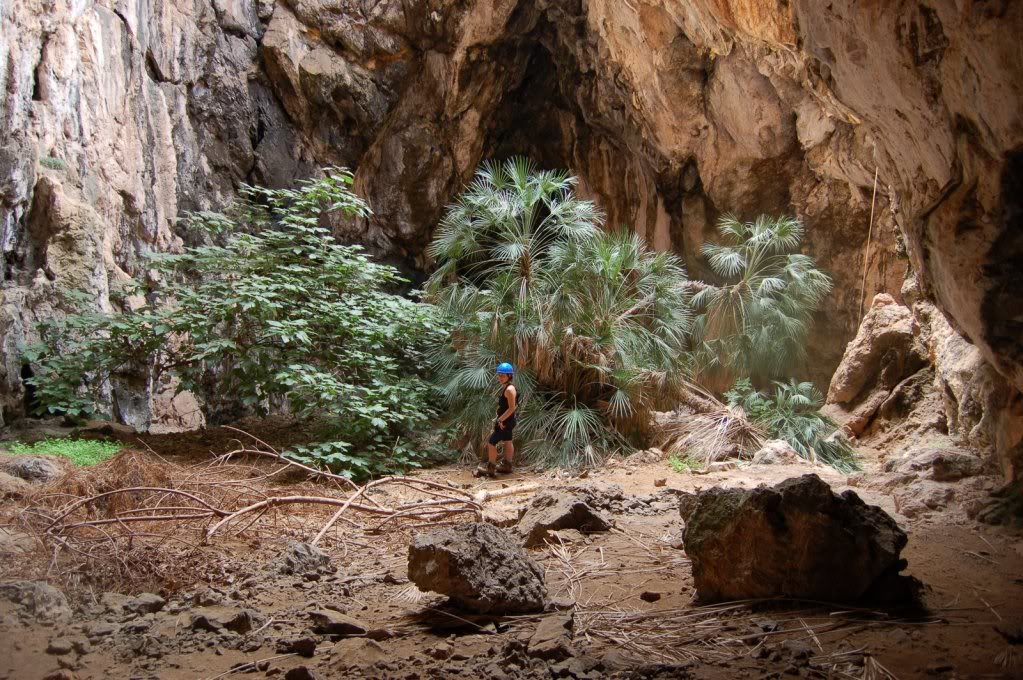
[1,456,68,483]
[0,580,72,622]
[408,523,547,614]
[517,491,613,547]
[682,474,919,604]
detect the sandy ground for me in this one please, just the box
[1,422,1021,679]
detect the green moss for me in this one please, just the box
[5,438,123,466]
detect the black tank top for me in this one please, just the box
[497,384,515,421]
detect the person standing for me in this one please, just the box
[475,362,517,477]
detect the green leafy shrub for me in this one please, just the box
[24,169,442,481]
[6,438,123,466]
[667,453,702,473]
[426,158,692,466]
[724,378,860,472]
[692,214,832,390]
[39,155,68,171]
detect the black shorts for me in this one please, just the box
[488,418,515,445]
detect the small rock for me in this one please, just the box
[284,667,318,680]
[277,542,332,576]
[47,638,74,655]
[429,642,452,660]
[42,672,77,680]
[653,478,667,487]
[125,593,165,615]
[528,613,574,661]
[783,639,815,659]
[99,591,130,613]
[309,610,367,637]
[707,461,737,472]
[639,591,661,603]
[83,621,118,639]
[278,637,318,657]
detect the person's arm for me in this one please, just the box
[498,386,517,425]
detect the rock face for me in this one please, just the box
[1,1,1020,428]
[826,291,1023,482]
[681,475,917,604]
[407,523,547,614]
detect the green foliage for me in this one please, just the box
[692,214,832,390]
[6,438,123,466]
[667,453,702,473]
[39,156,68,171]
[426,158,692,466]
[724,378,860,472]
[24,170,442,481]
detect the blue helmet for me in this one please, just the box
[496,362,514,375]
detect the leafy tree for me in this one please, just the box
[724,378,859,471]
[691,214,832,390]
[426,158,692,466]
[25,170,442,480]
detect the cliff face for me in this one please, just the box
[1,2,1020,441]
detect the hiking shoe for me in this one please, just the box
[473,462,496,478]
[496,460,513,474]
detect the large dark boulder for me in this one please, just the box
[408,523,547,614]
[681,474,919,604]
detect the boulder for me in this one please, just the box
[682,474,918,604]
[751,440,802,465]
[408,523,547,614]
[0,580,72,622]
[517,492,613,547]
[1,455,69,483]
[888,446,985,482]
[0,470,31,498]
[827,295,925,406]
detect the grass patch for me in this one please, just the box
[6,438,124,466]
[668,453,703,473]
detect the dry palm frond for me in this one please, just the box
[656,402,766,464]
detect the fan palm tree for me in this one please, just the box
[426,158,692,466]
[691,214,833,390]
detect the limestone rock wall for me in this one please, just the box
[1,0,1020,434]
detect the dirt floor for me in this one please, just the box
[1,420,1021,680]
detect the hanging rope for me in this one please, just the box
[858,167,879,321]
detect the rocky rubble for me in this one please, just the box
[680,475,920,604]
[408,523,547,614]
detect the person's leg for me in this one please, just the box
[487,441,499,465]
[504,441,514,462]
